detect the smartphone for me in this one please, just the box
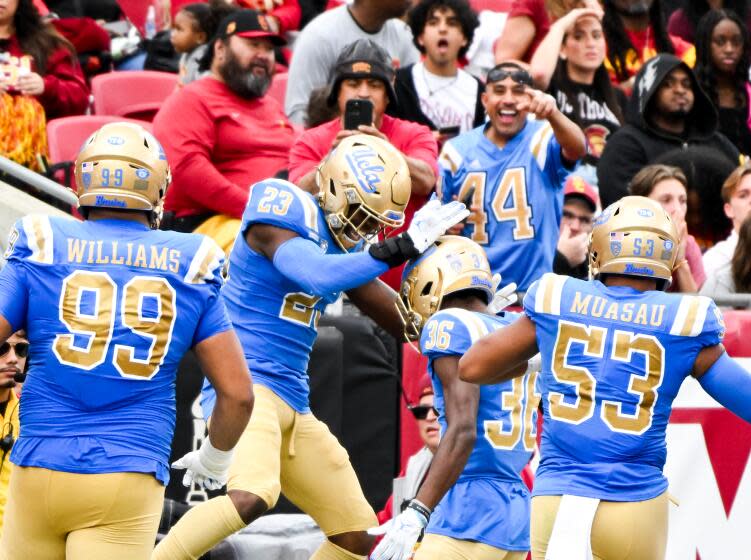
[344,99,374,130]
[438,125,461,139]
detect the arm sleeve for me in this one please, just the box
[698,352,751,423]
[0,262,29,332]
[399,122,440,179]
[153,90,251,218]
[272,236,389,295]
[38,47,89,118]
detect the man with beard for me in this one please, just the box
[153,10,296,235]
[597,53,739,208]
[0,331,26,535]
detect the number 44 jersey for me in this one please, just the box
[0,215,231,485]
[524,273,725,502]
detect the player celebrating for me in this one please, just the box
[371,236,536,560]
[154,134,468,560]
[439,62,586,293]
[459,196,751,559]
[0,122,253,559]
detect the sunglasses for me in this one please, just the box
[487,67,533,87]
[0,341,29,359]
[408,404,438,420]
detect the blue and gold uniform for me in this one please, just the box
[0,214,229,559]
[202,179,341,416]
[524,272,723,502]
[0,215,229,482]
[439,121,569,291]
[418,308,537,556]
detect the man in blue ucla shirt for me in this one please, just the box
[0,123,253,559]
[372,235,536,560]
[439,62,586,293]
[155,135,468,560]
[461,196,751,559]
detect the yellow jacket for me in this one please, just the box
[0,390,20,535]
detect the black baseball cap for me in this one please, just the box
[216,9,286,46]
[326,39,398,107]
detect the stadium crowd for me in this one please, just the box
[1,0,751,559]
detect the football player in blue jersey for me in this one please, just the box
[0,122,253,560]
[460,196,751,559]
[439,62,587,293]
[154,134,469,560]
[371,236,537,560]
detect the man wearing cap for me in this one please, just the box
[439,61,586,295]
[285,0,418,126]
[553,175,599,279]
[288,39,439,290]
[154,9,296,235]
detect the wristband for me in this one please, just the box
[199,437,234,472]
[407,498,431,523]
[368,233,420,268]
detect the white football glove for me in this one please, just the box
[406,199,470,254]
[172,437,234,491]
[368,500,430,560]
[488,274,518,314]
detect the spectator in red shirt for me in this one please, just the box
[154,9,296,233]
[288,39,439,289]
[0,0,89,119]
[235,0,302,33]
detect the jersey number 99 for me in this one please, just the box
[53,270,177,380]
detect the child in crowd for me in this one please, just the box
[695,9,751,156]
[171,1,237,86]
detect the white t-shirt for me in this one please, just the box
[702,230,738,279]
[411,62,478,132]
[285,6,419,125]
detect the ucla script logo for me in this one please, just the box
[345,147,384,193]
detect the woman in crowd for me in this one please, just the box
[694,9,751,156]
[701,214,751,296]
[0,0,88,169]
[530,7,624,181]
[628,164,706,292]
[494,0,600,63]
[668,0,751,44]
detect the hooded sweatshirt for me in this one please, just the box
[597,54,739,208]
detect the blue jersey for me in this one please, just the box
[439,121,569,291]
[420,308,538,551]
[0,215,231,484]
[202,179,343,416]
[524,273,725,501]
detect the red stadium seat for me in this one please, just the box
[91,71,177,121]
[268,72,289,107]
[46,115,153,186]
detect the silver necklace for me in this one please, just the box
[421,64,459,97]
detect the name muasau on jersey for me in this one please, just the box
[569,290,666,327]
[66,238,181,273]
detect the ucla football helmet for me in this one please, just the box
[589,196,679,289]
[397,236,494,342]
[75,122,170,228]
[317,134,411,252]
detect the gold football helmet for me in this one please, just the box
[317,134,411,251]
[589,195,679,289]
[75,122,170,228]
[397,236,494,342]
